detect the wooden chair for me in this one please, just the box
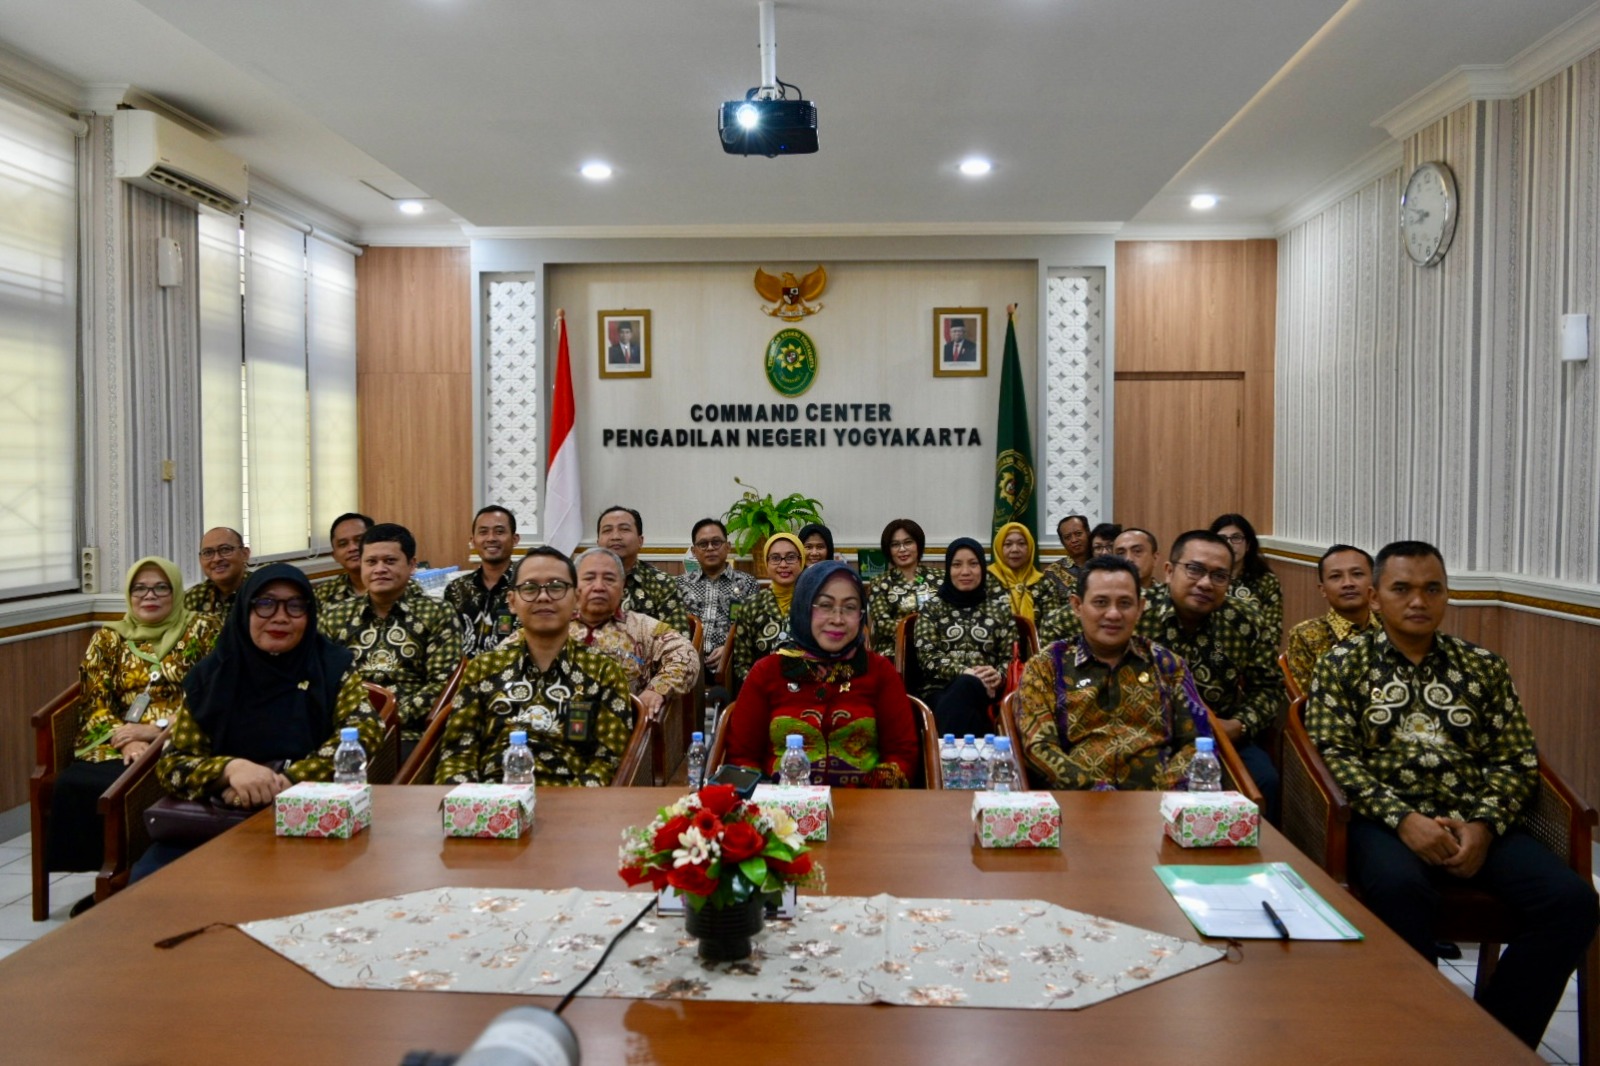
[396,694,457,785]
[1013,614,1040,658]
[610,695,658,787]
[1280,695,1598,1065]
[706,703,734,772]
[94,729,170,905]
[909,696,943,789]
[363,683,401,785]
[717,621,737,692]
[29,681,81,919]
[1277,650,1304,701]
[893,612,922,695]
[996,692,1034,788]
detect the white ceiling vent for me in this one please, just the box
[112,109,248,214]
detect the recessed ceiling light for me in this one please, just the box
[397,200,425,215]
[581,162,613,181]
[1190,194,1218,210]
[959,157,993,177]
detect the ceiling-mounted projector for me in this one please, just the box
[718,1,816,156]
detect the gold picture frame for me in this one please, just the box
[932,307,987,377]
[597,310,651,378]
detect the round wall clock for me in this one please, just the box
[1400,161,1458,267]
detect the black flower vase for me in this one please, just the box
[684,894,766,962]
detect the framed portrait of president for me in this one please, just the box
[933,307,986,377]
[598,310,651,378]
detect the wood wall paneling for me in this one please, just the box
[356,248,474,569]
[1114,240,1277,543]
[1,628,95,811]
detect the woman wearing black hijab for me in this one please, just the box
[134,564,382,878]
[726,561,918,787]
[912,538,1020,736]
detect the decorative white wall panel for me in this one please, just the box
[1277,47,1600,586]
[483,275,541,527]
[1043,270,1105,527]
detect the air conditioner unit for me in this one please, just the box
[112,110,249,214]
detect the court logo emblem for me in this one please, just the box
[765,329,818,397]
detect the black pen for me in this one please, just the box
[1262,900,1290,940]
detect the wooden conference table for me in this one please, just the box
[0,787,1537,1065]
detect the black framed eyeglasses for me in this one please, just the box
[1177,561,1232,587]
[514,579,575,601]
[251,596,311,618]
[199,545,240,560]
[130,583,173,598]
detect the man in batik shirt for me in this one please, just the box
[1019,557,1211,790]
[1284,543,1377,695]
[319,523,461,744]
[1307,540,1596,1050]
[1137,529,1284,814]
[572,548,699,722]
[675,517,758,676]
[184,527,251,616]
[596,505,691,638]
[435,547,635,787]
[444,505,522,657]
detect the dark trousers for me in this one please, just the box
[130,840,195,883]
[44,759,126,872]
[928,674,993,738]
[1236,741,1280,824]
[1349,816,1599,1047]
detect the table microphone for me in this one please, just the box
[400,1006,581,1066]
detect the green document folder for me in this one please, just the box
[1155,862,1363,940]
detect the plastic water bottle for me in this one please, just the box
[332,727,366,784]
[779,733,811,786]
[980,734,998,783]
[503,729,536,786]
[1189,736,1223,792]
[988,737,1017,793]
[686,731,708,790]
[957,734,981,790]
[939,734,958,787]
[450,1005,581,1066]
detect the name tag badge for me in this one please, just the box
[123,692,152,722]
[495,614,515,637]
[565,700,594,742]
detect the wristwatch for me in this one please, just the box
[154,718,170,731]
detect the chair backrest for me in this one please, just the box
[32,681,83,779]
[894,612,923,694]
[362,683,400,785]
[995,691,1031,787]
[1206,706,1265,809]
[1277,651,1304,701]
[705,703,735,771]
[1013,614,1040,658]
[610,695,657,787]
[428,656,470,723]
[687,614,704,656]
[396,693,458,785]
[716,621,737,691]
[909,696,943,788]
[1278,694,1350,883]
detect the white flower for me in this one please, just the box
[672,826,720,867]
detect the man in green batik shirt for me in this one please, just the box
[1306,540,1596,1051]
[444,505,523,657]
[1136,529,1284,816]
[435,547,635,787]
[184,527,251,616]
[1284,543,1377,695]
[319,523,461,744]
[596,505,691,639]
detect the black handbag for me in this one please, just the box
[143,795,259,847]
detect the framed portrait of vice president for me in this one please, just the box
[933,307,986,377]
[598,310,651,379]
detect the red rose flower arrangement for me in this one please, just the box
[618,783,823,912]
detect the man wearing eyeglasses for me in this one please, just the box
[676,517,759,676]
[319,523,462,748]
[1137,529,1284,816]
[572,549,699,723]
[435,547,635,787]
[596,505,692,639]
[183,527,252,616]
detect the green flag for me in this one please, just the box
[992,306,1037,541]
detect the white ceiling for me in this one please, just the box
[0,0,1593,241]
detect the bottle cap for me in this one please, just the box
[340,727,358,742]
[510,730,528,746]
[984,734,995,744]
[1196,736,1215,753]
[963,734,976,744]
[691,731,704,743]
[942,734,955,743]
[995,737,1011,751]
[786,733,805,748]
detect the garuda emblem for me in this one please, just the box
[754,264,826,320]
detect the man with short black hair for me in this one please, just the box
[1089,522,1122,556]
[1018,556,1211,790]
[1112,527,1161,589]
[444,505,522,657]
[1138,529,1284,814]
[1284,544,1377,693]
[320,523,462,744]
[596,505,691,638]
[676,517,759,675]
[317,512,374,607]
[572,548,699,722]
[184,526,251,615]
[1307,540,1597,1050]
[435,547,635,786]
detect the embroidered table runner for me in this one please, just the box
[240,888,1222,1008]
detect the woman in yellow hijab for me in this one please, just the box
[988,522,1046,622]
[728,532,807,693]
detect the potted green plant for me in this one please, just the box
[721,478,825,558]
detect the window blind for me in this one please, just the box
[306,235,357,552]
[242,210,309,558]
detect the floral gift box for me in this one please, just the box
[442,783,536,839]
[971,791,1061,849]
[751,784,832,842]
[274,782,372,839]
[1159,791,1260,848]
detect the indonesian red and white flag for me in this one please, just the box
[544,311,582,554]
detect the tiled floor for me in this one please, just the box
[0,829,1588,1060]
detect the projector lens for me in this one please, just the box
[737,104,760,129]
